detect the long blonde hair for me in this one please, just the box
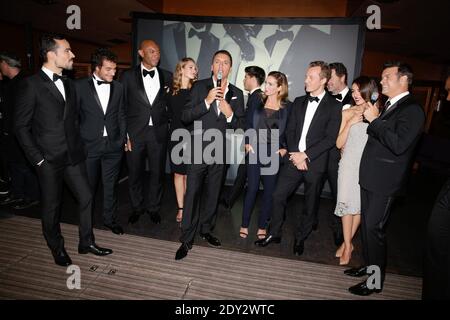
[172,57,197,95]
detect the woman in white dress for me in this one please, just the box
[334,76,380,265]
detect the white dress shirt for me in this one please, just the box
[42,66,65,101]
[92,73,110,136]
[298,90,326,153]
[141,63,160,126]
[385,91,410,112]
[204,77,234,123]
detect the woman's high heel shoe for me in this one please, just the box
[339,244,354,265]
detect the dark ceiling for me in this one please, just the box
[1,0,449,66]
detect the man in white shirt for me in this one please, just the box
[120,40,173,225]
[76,48,126,235]
[255,61,342,257]
[325,62,352,247]
[14,34,112,267]
[346,61,425,296]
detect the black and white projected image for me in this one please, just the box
[151,19,362,99]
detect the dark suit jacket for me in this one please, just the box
[181,78,245,162]
[76,77,126,153]
[119,65,172,143]
[181,78,245,133]
[341,90,352,106]
[360,94,425,196]
[14,70,86,166]
[245,98,291,150]
[329,88,353,168]
[2,71,29,163]
[286,92,342,172]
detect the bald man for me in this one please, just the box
[120,40,173,225]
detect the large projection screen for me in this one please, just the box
[132,13,365,195]
[132,13,365,100]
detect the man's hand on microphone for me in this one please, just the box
[205,87,222,105]
[363,102,380,123]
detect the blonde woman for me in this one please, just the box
[168,58,198,223]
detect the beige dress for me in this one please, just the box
[334,121,368,217]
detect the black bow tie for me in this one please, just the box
[332,93,342,100]
[143,69,155,78]
[188,28,209,39]
[96,80,109,85]
[52,73,67,82]
[308,96,320,103]
[274,29,294,42]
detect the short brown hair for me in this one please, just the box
[309,61,331,81]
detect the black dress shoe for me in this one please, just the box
[199,233,221,247]
[333,230,344,247]
[104,223,124,235]
[128,210,142,224]
[52,248,72,266]
[344,266,367,277]
[78,244,113,256]
[175,242,191,260]
[349,280,382,296]
[254,235,281,247]
[293,239,304,256]
[148,210,161,224]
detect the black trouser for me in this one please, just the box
[223,160,247,208]
[180,163,225,244]
[8,161,40,200]
[325,148,342,235]
[423,178,450,300]
[126,127,166,213]
[360,187,394,286]
[85,138,123,226]
[269,162,324,241]
[36,160,93,253]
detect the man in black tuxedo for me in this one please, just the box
[255,61,341,256]
[120,40,172,225]
[0,52,40,210]
[346,61,425,296]
[219,65,265,211]
[175,50,245,260]
[161,22,219,80]
[324,62,352,246]
[14,34,112,267]
[76,48,126,235]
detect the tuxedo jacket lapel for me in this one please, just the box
[39,71,65,105]
[151,67,166,106]
[105,81,115,115]
[87,78,104,115]
[134,66,151,107]
[308,94,327,132]
[297,97,308,139]
[380,95,409,120]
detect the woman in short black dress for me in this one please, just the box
[168,57,198,222]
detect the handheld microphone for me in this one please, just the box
[370,91,379,105]
[217,70,222,88]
